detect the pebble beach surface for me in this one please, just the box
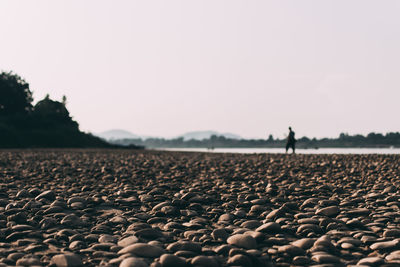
[0,149,399,267]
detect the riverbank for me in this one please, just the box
[156,147,400,155]
[0,149,399,266]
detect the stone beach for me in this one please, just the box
[0,149,399,266]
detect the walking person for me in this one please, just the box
[286,127,296,154]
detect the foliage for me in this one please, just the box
[0,71,33,116]
[0,71,113,148]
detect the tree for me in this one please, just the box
[62,95,67,106]
[0,71,33,116]
[33,95,78,129]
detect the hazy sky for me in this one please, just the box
[1,1,399,139]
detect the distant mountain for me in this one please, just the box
[97,129,140,140]
[180,131,242,141]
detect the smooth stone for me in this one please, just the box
[135,228,163,239]
[341,243,354,249]
[212,228,229,241]
[278,245,306,256]
[338,237,362,246]
[119,257,149,267]
[384,229,400,238]
[219,213,234,222]
[175,250,198,258]
[15,257,41,266]
[159,254,187,267]
[67,197,86,205]
[99,234,118,243]
[191,256,219,267]
[357,257,384,266]
[227,234,257,249]
[311,253,341,263]
[61,214,83,227]
[7,252,25,262]
[215,244,233,255]
[386,250,400,261]
[298,218,319,224]
[256,222,281,234]
[50,254,83,267]
[297,224,322,234]
[11,224,34,231]
[291,238,316,250]
[241,220,262,229]
[227,254,253,266]
[167,241,202,253]
[118,236,139,247]
[293,256,310,265]
[118,243,165,257]
[316,206,340,217]
[347,208,371,216]
[16,189,31,198]
[69,240,86,250]
[370,239,399,250]
[266,209,282,219]
[35,190,56,201]
[70,202,85,209]
[111,216,128,224]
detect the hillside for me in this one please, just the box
[97,129,140,140]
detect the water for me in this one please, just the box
[157,147,400,154]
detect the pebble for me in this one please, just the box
[357,257,384,266]
[0,150,399,267]
[119,257,149,267]
[370,239,399,250]
[386,250,400,261]
[278,244,306,256]
[159,254,187,267]
[118,243,165,257]
[35,190,55,201]
[167,241,202,253]
[291,238,316,250]
[256,222,281,234]
[212,228,229,241]
[118,236,139,247]
[311,253,341,264]
[50,254,83,267]
[315,206,340,217]
[227,234,257,249]
[227,254,253,266]
[15,256,42,266]
[191,256,219,267]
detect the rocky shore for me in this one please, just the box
[0,149,399,266]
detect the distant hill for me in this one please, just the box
[97,129,140,140]
[180,131,242,141]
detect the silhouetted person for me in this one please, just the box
[286,127,296,153]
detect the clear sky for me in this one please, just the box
[1,1,399,139]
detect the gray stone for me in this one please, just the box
[159,254,187,267]
[256,222,281,234]
[118,243,165,257]
[315,206,340,217]
[119,257,149,267]
[191,256,219,267]
[118,236,139,247]
[227,234,257,249]
[50,254,83,267]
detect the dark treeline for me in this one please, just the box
[111,132,400,149]
[0,71,113,148]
